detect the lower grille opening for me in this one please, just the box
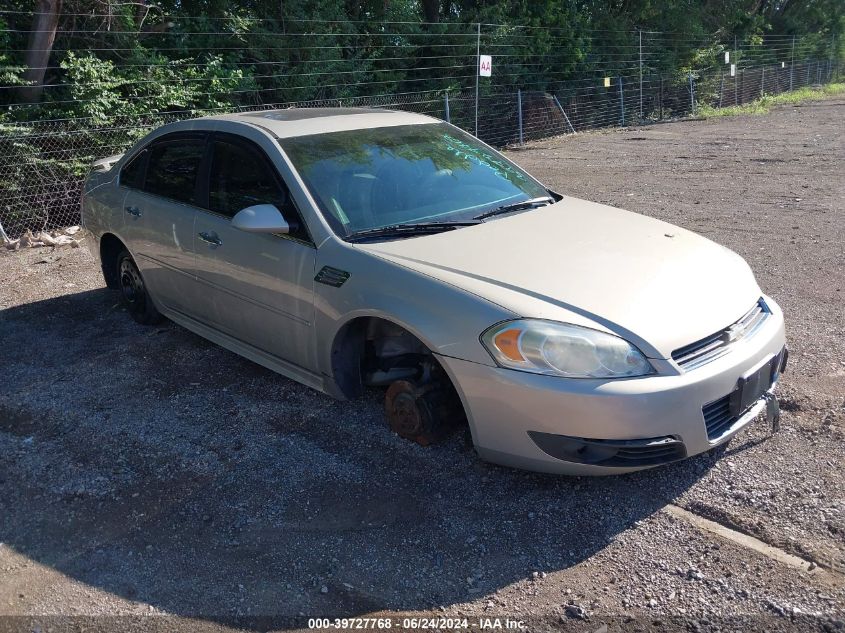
[528,431,687,468]
[703,395,738,440]
[703,346,786,442]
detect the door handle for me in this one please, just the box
[124,205,142,217]
[198,231,222,247]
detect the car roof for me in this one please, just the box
[206,107,438,138]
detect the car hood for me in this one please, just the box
[357,197,762,359]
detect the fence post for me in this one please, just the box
[517,89,524,145]
[718,73,724,108]
[735,68,739,105]
[474,22,480,137]
[760,67,765,98]
[639,30,643,120]
[688,72,695,114]
[789,35,795,91]
[553,94,576,134]
[618,76,625,126]
[733,36,739,105]
[444,91,450,123]
[659,76,663,120]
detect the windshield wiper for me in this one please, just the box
[345,221,481,243]
[473,196,555,221]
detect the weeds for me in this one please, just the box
[698,83,845,118]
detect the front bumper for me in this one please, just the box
[437,296,787,475]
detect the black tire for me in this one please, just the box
[116,249,162,325]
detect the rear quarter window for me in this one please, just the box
[119,149,147,189]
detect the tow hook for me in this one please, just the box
[765,392,781,434]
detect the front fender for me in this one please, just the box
[313,239,514,381]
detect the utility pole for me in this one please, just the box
[639,30,643,119]
[474,23,480,137]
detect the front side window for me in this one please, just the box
[279,123,549,237]
[207,139,309,241]
[209,140,288,218]
[143,139,205,205]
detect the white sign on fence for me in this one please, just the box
[725,52,730,63]
[479,55,492,77]
[730,63,736,77]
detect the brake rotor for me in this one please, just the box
[384,380,433,446]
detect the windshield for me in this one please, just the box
[278,123,550,237]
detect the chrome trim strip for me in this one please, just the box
[673,298,771,371]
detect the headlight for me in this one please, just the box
[481,319,654,378]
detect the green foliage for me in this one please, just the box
[1,0,842,237]
[50,49,254,124]
[0,18,26,88]
[697,82,845,117]
[2,0,843,123]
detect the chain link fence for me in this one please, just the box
[0,17,841,239]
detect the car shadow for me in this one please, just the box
[0,289,718,628]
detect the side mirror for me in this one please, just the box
[231,204,290,234]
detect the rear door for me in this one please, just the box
[120,133,206,316]
[192,133,317,370]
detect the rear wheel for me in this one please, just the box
[117,250,162,325]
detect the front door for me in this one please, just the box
[192,135,317,371]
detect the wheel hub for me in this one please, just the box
[119,260,144,307]
[385,380,431,444]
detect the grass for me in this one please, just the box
[697,82,845,118]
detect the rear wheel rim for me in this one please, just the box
[119,258,146,313]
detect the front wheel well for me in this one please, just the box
[99,233,126,289]
[329,317,452,397]
[330,316,468,444]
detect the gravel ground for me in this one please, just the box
[0,97,843,632]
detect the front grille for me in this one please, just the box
[672,299,770,371]
[702,394,738,440]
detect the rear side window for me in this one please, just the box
[143,140,205,205]
[119,149,147,189]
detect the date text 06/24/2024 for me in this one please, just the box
[307,617,527,630]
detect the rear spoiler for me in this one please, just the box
[91,153,124,173]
